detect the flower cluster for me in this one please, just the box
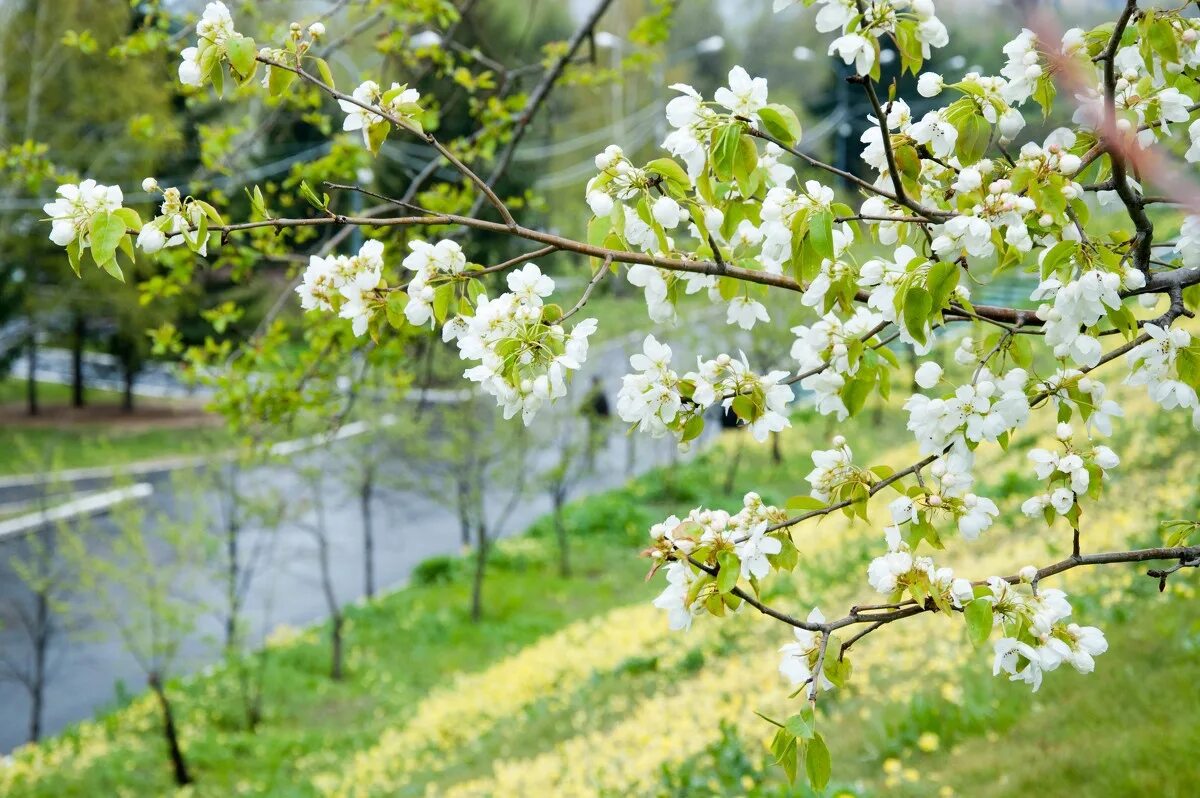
[905,367,1030,456]
[400,238,468,329]
[135,182,219,256]
[648,492,790,631]
[1021,423,1120,523]
[1125,323,1200,426]
[449,264,597,424]
[179,2,251,88]
[618,337,794,444]
[340,81,424,149]
[296,240,386,336]
[43,179,125,249]
[790,307,886,420]
[983,576,1108,691]
[887,451,999,543]
[778,608,833,697]
[866,525,974,604]
[790,0,948,76]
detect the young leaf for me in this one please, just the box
[805,731,832,791]
[89,211,126,268]
[757,103,803,145]
[965,598,993,648]
[716,550,740,594]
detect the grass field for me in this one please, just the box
[2,386,1198,796]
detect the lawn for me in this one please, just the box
[2,385,1198,797]
[0,379,228,476]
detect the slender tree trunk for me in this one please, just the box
[315,532,344,679]
[27,593,48,743]
[25,330,38,417]
[121,363,135,413]
[456,478,471,547]
[224,484,240,655]
[360,477,375,599]
[70,314,85,408]
[553,492,569,578]
[148,674,192,786]
[723,437,745,495]
[470,520,488,622]
[771,430,783,465]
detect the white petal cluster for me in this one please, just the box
[984,577,1107,692]
[904,367,1029,455]
[1125,323,1200,426]
[42,180,125,249]
[618,339,794,443]
[179,2,241,87]
[135,186,209,256]
[866,526,972,602]
[790,307,884,420]
[778,608,832,698]
[338,81,422,147]
[805,436,855,501]
[400,239,468,328]
[454,264,597,425]
[296,240,386,336]
[1022,424,1120,521]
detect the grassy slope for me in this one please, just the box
[3,398,1199,797]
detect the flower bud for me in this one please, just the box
[1056,422,1073,441]
[832,434,846,447]
[1019,565,1038,582]
[141,177,159,192]
[308,22,326,38]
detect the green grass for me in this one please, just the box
[5,397,1200,797]
[0,379,229,476]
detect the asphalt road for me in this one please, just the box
[0,334,708,753]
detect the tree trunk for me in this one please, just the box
[329,612,344,681]
[25,330,38,417]
[457,478,471,547]
[553,493,569,578]
[771,430,783,465]
[315,532,343,680]
[27,593,48,743]
[723,438,745,495]
[121,363,135,413]
[360,477,375,599]
[470,520,488,623]
[224,478,240,656]
[148,674,192,786]
[70,314,85,408]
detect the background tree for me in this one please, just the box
[70,474,213,786]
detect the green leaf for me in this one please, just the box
[645,157,690,191]
[903,286,932,345]
[268,64,296,96]
[366,121,390,156]
[842,374,874,417]
[432,283,454,324]
[786,495,826,511]
[313,57,335,89]
[113,207,143,233]
[89,211,126,269]
[733,134,759,197]
[955,113,991,165]
[681,413,705,443]
[385,291,409,328]
[805,731,832,791]
[731,393,756,422]
[226,35,256,79]
[711,124,741,182]
[926,260,959,311]
[785,706,815,740]
[757,103,803,145]
[965,599,993,648]
[66,238,81,277]
[716,550,740,594]
[98,258,124,282]
[809,209,834,260]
